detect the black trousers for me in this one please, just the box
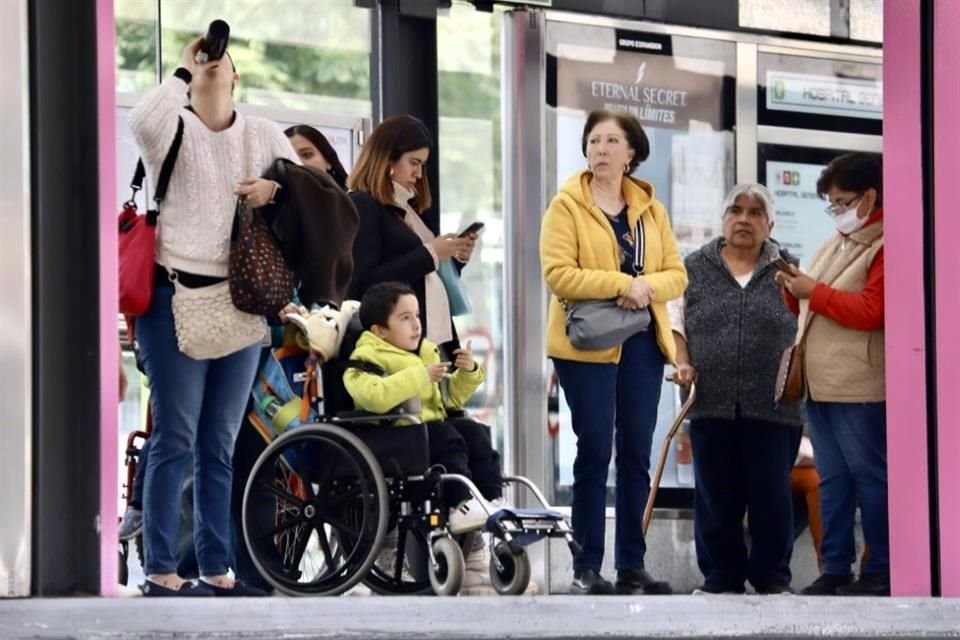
[690,415,802,591]
[427,418,502,505]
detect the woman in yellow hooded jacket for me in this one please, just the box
[541,110,687,595]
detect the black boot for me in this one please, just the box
[836,572,890,597]
[800,573,853,595]
[615,568,673,595]
[570,569,615,595]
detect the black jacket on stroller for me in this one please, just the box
[261,159,359,308]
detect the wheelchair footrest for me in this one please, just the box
[485,508,572,548]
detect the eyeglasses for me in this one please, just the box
[825,194,863,217]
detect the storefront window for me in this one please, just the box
[758,53,882,135]
[850,0,883,42]
[116,0,158,92]
[437,2,506,450]
[739,0,831,37]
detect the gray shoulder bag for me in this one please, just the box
[563,217,651,351]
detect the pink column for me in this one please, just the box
[933,0,960,597]
[97,0,118,597]
[883,0,933,596]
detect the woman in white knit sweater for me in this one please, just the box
[130,36,297,597]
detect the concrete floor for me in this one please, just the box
[2,595,960,640]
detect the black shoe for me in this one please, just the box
[570,569,615,595]
[615,568,673,595]
[141,580,214,597]
[692,583,745,595]
[836,572,890,597]
[204,579,269,597]
[800,573,854,595]
[754,583,794,595]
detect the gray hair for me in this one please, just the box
[722,183,775,219]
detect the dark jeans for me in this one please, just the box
[553,328,665,573]
[690,416,802,591]
[137,284,261,576]
[806,400,889,575]
[427,418,503,505]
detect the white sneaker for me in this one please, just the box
[461,543,494,596]
[449,497,488,534]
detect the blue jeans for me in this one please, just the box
[553,329,665,573]
[805,400,889,576]
[690,416,802,590]
[137,284,261,576]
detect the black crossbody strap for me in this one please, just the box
[152,116,185,205]
[127,116,185,217]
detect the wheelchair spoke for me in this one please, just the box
[256,478,306,508]
[393,527,408,584]
[324,485,363,508]
[315,524,337,569]
[320,514,361,539]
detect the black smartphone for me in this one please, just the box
[770,256,793,272]
[458,221,485,238]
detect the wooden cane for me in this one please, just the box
[642,380,696,536]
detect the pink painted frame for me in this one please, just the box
[933,0,960,597]
[883,0,933,596]
[97,0,118,597]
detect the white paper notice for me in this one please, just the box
[766,160,837,268]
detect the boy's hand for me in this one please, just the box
[427,362,451,383]
[452,340,477,372]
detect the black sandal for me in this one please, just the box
[141,579,214,597]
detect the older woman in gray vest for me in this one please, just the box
[668,183,803,595]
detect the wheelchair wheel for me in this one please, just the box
[489,542,531,596]
[428,536,464,596]
[363,525,433,595]
[243,424,389,596]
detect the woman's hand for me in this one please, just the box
[622,277,655,309]
[279,303,308,324]
[429,234,471,262]
[776,266,817,300]
[181,36,204,75]
[236,178,280,208]
[427,362,451,383]
[452,340,477,372]
[673,362,698,387]
[455,233,478,263]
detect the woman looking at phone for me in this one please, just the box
[346,115,477,350]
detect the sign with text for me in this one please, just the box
[555,41,725,130]
[766,70,882,120]
[767,160,836,267]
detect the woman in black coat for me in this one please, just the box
[346,115,478,349]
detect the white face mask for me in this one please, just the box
[833,207,867,234]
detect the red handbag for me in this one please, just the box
[118,117,184,316]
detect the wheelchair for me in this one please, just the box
[241,313,580,597]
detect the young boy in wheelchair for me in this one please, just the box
[343,281,508,535]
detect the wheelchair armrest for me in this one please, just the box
[332,408,421,425]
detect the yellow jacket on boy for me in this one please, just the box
[343,331,485,423]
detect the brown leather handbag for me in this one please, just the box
[229,199,295,318]
[775,315,813,406]
[775,343,805,406]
